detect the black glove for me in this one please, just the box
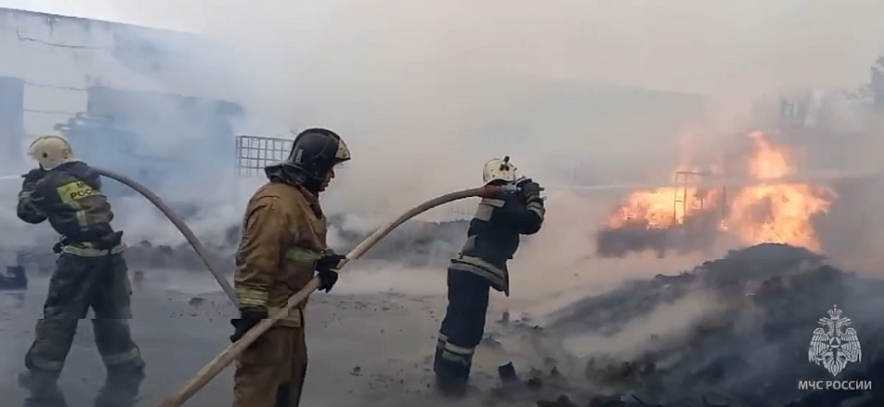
[517,178,542,202]
[229,307,268,344]
[315,253,345,292]
[22,168,46,186]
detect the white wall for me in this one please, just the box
[0,8,223,142]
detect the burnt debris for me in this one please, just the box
[0,265,26,290]
[6,219,470,274]
[595,210,722,259]
[498,244,884,407]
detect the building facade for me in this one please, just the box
[0,8,243,203]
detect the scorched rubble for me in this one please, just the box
[4,219,470,275]
[5,222,883,406]
[513,244,884,407]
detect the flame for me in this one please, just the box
[603,131,837,252]
[724,132,836,251]
[605,171,715,229]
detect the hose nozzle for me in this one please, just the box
[481,183,520,197]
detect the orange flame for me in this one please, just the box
[604,175,714,229]
[603,131,837,252]
[724,132,836,251]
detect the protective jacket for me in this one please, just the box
[449,191,545,295]
[234,180,329,327]
[17,160,123,256]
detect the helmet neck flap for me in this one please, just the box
[264,128,351,194]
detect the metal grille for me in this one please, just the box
[673,171,707,222]
[235,135,292,176]
[673,171,728,223]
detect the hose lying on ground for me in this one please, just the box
[155,184,510,407]
[92,168,238,306]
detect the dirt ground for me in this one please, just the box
[0,244,717,407]
[0,267,546,407]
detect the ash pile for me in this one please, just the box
[595,210,721,259]
[511,244,884,407]
[326,216,469,267]
[8,218,470,274]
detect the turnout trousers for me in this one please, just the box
[433,267,491,393]
[22,252,144,407]
[233,326,308,407]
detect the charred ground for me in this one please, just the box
[2,222,882,407]
[492,244,884,407]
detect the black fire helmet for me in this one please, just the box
[283,128,351,181]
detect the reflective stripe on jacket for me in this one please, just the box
[234,181,329,328]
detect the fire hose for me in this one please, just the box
[22,167,239,305]
[155,183,512,407]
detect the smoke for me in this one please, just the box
[105,0,884,180]
[3,1,884,293]
[561,290,725,360]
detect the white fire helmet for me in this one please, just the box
[28,135,74,170]
[482,156,518,185]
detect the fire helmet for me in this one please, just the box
[482,156,517,185]
[28,135,74,170]
[282,128,351,181]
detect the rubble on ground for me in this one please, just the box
[494,244,884,407]
[595,211,721,259]
[124,239,234,272]
[0,265,26,290]
[325,216,470,267]
[5,219,470,274]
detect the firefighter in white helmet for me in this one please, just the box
[17,135,144,407]
[433,156,546,398]
[26,134,73,170]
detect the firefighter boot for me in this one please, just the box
[94,359,146,407]
[18,369,68,407]
[435,371,469,400]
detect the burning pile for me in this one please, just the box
[597,132,837,258]
[498,244,884,407]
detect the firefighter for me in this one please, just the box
[16,135,144,407]
[231,128,350,407]
[433,156,545,398]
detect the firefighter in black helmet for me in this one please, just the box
[265,128,352,193]
[232,128,351,407]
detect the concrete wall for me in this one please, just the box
[0,8,225,160]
